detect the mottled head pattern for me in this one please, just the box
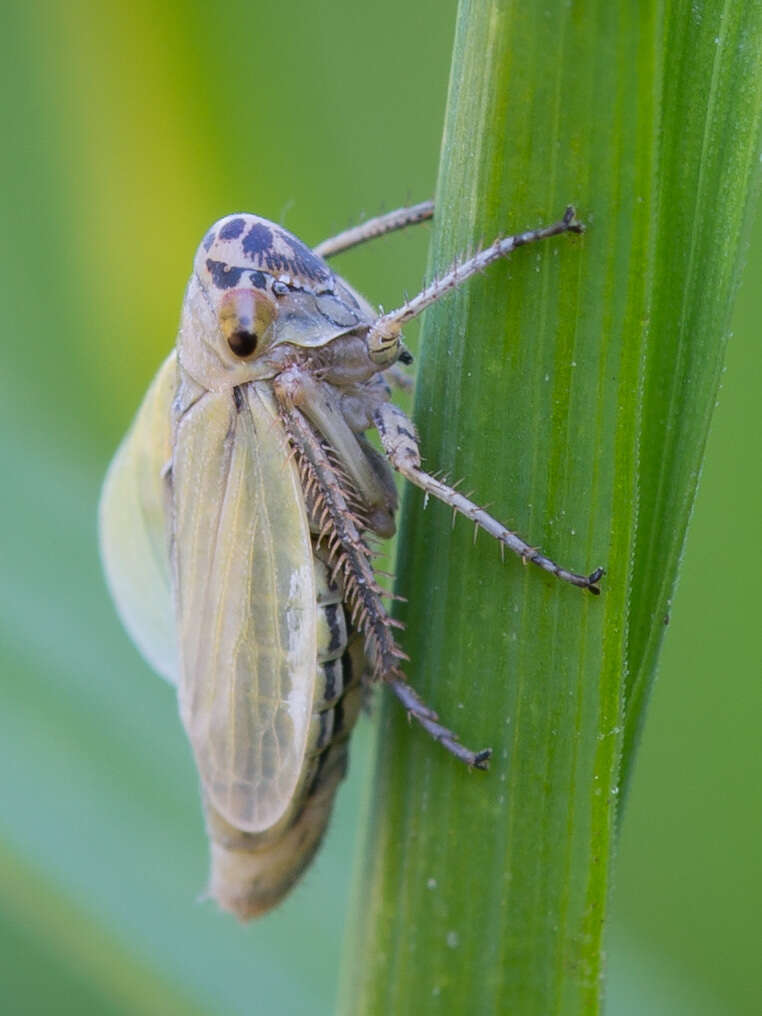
[197,214,335,295]
[179,214,378,390]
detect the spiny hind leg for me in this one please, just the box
[387,676,491,770]
[279,391,490,768]
[313,200,434,259]
[373,401,604,593]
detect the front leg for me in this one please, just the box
[373,402,604,593]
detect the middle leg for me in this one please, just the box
[373,401,603,593]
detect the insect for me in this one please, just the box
[99,200,602,919]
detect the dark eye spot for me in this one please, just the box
[228,329,258,357]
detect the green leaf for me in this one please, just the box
[339,2,762,1014]
[622,0,762,787]
[0,844,207,1016]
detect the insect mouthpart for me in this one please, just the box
[228,329,258,357]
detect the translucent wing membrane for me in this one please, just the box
[98,353,178,684]
[172,382,317,833]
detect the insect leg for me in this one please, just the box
[277,397,491,768]
[277,398,404,678]
[383,363,414,392]
[367,206,583,362]
[313,200,434,259]
[373,401,604,594]
[275,365,397,537]
[388,677,492,770]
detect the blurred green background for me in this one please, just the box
[0,2,758,1014]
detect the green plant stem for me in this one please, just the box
[339,2,762,1014]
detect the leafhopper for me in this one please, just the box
[99,202,602,918]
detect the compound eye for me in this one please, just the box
[219,289,276,359]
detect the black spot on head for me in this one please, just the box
[205,258,245,289]
[279,231,331,283]
[248,270,267,289]
[242,222,274,259]
[219,217,246,240]
[202,230,216,252]
[264,251,289,274]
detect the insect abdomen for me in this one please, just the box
[204,556,366,919]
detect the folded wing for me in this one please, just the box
[172,382,317,833]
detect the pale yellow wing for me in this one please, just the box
[172,381,317,834]
[98,352,178,684]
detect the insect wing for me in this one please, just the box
[172,381,317,834]
[98,352,178,684]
